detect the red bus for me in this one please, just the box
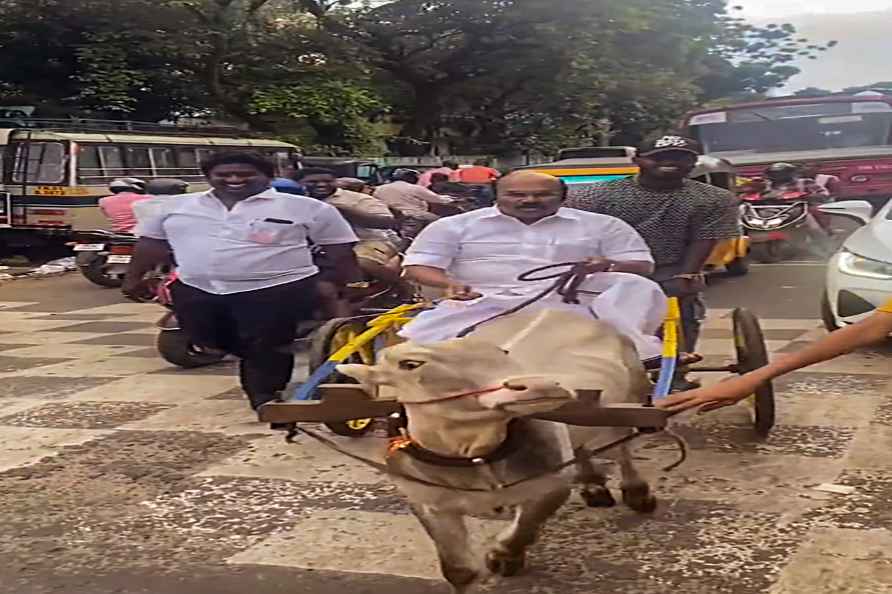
[683,94,892,209]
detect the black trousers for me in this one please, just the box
[170,277,318,410]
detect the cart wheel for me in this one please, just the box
[732,308,775,436]
[309,318,378,438]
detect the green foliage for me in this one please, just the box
[251,79,387,153]
[0,0,837,154]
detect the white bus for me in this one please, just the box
[0,119,299,245]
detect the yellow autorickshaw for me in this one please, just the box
[515,148,750,276]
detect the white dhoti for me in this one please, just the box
[399,272,667,360]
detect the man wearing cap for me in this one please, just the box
[568,135,739,367]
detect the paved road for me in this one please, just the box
[1,265,891,594]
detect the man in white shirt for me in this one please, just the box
[401,171,667,359]
[124,152,359,411]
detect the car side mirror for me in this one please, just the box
[818,200,874,226]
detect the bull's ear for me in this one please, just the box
[336,364,383,386]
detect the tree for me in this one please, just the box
[843,82,892,95]
[694,6,838,100]
[0,0,838,155]
[794,87,834,97]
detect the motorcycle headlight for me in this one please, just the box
[838,250,892,280]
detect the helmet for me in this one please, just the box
[109,177,146,193]
[391,168,421,182]
[271,177,305,196]
[763,163,799,182]
[145,178,189,196]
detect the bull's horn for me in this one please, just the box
[336,363,380,386]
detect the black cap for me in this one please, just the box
[637,135,703,157]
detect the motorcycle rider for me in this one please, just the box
[763,162,829,198]
[98,178,149,234]
[762,162,834,237]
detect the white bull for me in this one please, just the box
[338,308,657,593]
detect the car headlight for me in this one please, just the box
[838,250,892,280]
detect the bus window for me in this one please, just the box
[99,146,126,179]
[77,145,102,184]
[150,147,176,176]
[356,163,378,181]
[78,145,126,184]
[196,148,214,166]
[176,148,198,170]
[126,146,152,178]
[12,142,67,184]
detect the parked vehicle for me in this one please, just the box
[819,200,892,331]
[71,229,137,288]
[740,188,832,262]
[0,118,298,251]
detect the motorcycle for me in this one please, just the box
[71,230,138,288]
[739,189,833,263]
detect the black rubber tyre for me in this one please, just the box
[308,318,375,438]
[750,242,783,264]
[725,256,750,277]
[77,254,124,288]
[820,291,840,332]
[732,308,775,437]
[156,329,225,369]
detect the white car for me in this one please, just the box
[822,200,892,331]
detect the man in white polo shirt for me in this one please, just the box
[401,170,667,360]
[124,152,359,411]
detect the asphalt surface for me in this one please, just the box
[1,263,891,594]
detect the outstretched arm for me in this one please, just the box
[659,309,892,413]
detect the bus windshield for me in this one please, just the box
[689,101,892,154]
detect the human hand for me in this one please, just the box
[656,374,764,414]
[578,257,612,275]
[445,283,483,301]
[661,275,706,297]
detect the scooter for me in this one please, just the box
[71,230,138,288]
[740,189,832,263]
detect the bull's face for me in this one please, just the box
[338,338,576,416]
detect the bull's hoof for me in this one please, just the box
[486,550,526,577]
[622,485,658,514]
[580,486,616,508]
[443,566,478,591]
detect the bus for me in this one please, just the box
[0,119,300,247]
[683,94,892,209]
